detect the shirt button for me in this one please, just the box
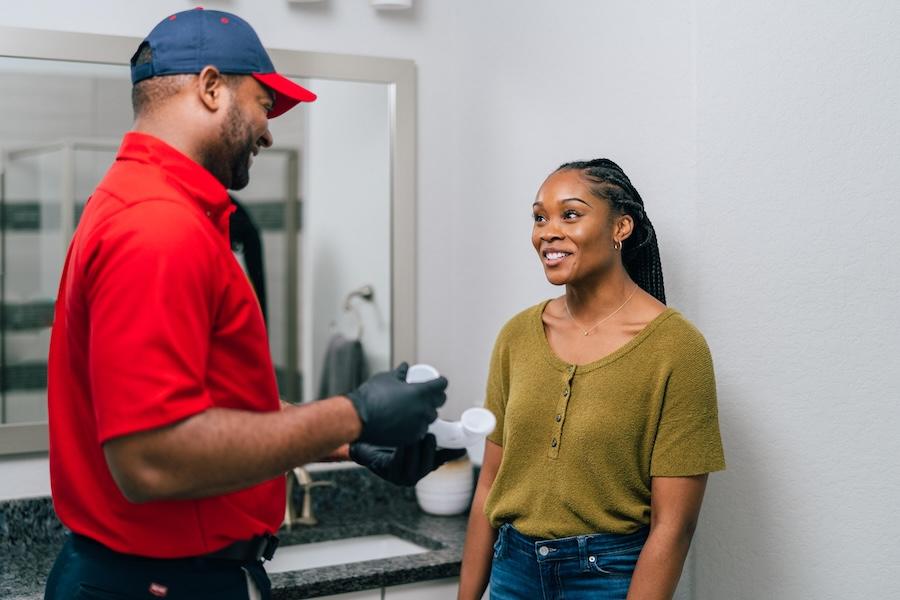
[205,210,212,217]
[563,389,569,397]
[588,556,596,563]
[551,438,558,448]
[555,414,562,423]
[539,546,550,556]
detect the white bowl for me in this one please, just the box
[416,457,473,515]
[416,457,472,493]
[415,489,472,516]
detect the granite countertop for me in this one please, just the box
[0,466,472,600]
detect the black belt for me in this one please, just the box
[206,533,279,562]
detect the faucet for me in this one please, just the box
[283,467,336,530]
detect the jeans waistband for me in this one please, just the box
[499,523,649,563]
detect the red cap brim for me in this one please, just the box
[252,72,317,118]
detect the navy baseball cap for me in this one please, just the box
[131,8,316,118]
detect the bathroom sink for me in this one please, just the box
[265,534,429,573]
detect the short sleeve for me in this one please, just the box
[650,329,726,476]
[85,202,218,443]
[483,329,510,447]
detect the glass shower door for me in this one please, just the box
[0,143,117,424]
[1,145,64,424]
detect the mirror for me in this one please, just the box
[0,26,416,454]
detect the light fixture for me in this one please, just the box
[371,0,413,9]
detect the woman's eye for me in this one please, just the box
[563,210,580,219]
[532,213,546,223]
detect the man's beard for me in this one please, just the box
[202,102,254,190]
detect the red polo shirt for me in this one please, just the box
[47,132,285,558]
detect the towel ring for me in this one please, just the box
[343,285,374,339]
[344,285,374,311]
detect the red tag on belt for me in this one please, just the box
[149,582,169,597]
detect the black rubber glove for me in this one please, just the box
[345,362,448,447]
[349,434,467,487]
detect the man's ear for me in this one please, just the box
[196,66,227,113]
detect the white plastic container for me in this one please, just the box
[405,364,496,450]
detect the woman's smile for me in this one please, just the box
[542,248,573,267]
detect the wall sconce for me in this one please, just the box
[371,0,413,9]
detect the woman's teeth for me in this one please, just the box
[545,252,569,260]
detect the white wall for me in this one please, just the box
[691,2,900,598]
[2,1,899,597]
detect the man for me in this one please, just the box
[44,9,460,600]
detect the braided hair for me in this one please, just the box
[556,159,666,304]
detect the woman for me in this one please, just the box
[458,159,725,600]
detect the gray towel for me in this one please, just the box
[317,334,369,399]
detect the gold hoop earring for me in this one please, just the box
[614,240,622,251]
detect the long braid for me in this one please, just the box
[556,159,667,304]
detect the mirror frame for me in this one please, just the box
[0,26,417,455]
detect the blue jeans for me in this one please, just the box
[489,523,648,600]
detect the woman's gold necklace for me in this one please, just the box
[564,285,638,336]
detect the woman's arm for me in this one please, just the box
[626,474,709,600]
[458,440,503,600]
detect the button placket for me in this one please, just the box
[548,365,576,458]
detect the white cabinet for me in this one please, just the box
[384,578,459,599]
[317,576,488,600]
[317,591,382,600]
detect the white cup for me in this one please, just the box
[405,363,440,383]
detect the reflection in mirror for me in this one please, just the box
[0,57,131,424]
[299,78,391,401]
[0,62,392,425]
[234,76,392,403]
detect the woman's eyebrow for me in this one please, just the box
[532,197,591,208]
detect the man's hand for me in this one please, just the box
[349,434,466,486]
[345,363,448,447]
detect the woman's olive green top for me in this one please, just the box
[483,301,725,539]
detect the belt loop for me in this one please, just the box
[577,535,589,572]
[261,534,279,561]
